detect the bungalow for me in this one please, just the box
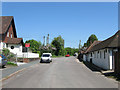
[0,16,23,55]
[83,30,120,70]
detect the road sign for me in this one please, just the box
[25,43,30,47]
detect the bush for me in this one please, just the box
[7,61,17,66]
[2,48,10,56]
[2,48,15,61]
[37,51,41,57]
[7,53,15,61]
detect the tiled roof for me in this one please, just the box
[86,30,120,53]
[0,16,23,44]
[0,16,13,34]
[5,38,23,44]
[85,41,102,53]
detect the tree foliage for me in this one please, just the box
[25,39,42,53]
[84,34,98,47]
[2,48,10,56]
[51,36,64,56]
[2,48,14,60]
[65,47,79,56]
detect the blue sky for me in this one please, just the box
[2,2,118,48]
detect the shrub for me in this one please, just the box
[7,61,17,66]
[37,51,41,57]
[7,53,15,61]
[2,48,10,57]
[2,48,15,61]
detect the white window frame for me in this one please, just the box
[11,33,12,38]
[7,32,9,37]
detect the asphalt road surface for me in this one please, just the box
[2,56,118,88]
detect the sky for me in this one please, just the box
[2,2,118,48]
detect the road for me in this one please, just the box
[2,56,118,88]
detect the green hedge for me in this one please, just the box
[7,61,17,66]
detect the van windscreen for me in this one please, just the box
[42,54,50,57]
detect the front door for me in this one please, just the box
[113,48,120,74]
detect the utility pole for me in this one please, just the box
[46,34,49,46]
[43,36,45,46]
[79,40,81,50]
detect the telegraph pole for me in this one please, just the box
[43,36,45,46]
[79,40,81,50]
[46,34,49,46]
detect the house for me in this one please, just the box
[83,30,120,70]
[0,16,23,55]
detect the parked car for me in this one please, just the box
[65,54,70,57]
[0,54,7,67]
[40,53,52,63]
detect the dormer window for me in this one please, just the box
[7,32,9,37]
[11,33,12,38]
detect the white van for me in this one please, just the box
[40,53,52,63]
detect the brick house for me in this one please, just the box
[0,16,23,55]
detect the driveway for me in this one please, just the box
[2,56,118,88]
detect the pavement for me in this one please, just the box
[2,56,118,88]
[2,60,40,79]
[17,62,27,66]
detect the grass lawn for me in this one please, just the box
[52,55,64,58]
[7,61,17,66]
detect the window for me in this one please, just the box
[91,53,92,57]
[6,44,8,48]
[11,33,12,38]
[3,43,5,48]
[97,51,99,58]
[11,46,14,49]
[7,32,9,37]
[98,51,99,53]
[105,49,107,53]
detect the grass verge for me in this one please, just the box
[7,61,17,66]
[52,55,64,58]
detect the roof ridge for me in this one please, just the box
[85,40,101,53]
[108,30,120,47]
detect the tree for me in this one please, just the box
[79,40,82,49]
[51,35,64,56]
[2,48,14,61]
[86,34,98,47]
[25,39,42,53]
[2,48,10,56]
[83,43,87,47]
[65,47,79,56]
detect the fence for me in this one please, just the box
[17,52,39,58]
